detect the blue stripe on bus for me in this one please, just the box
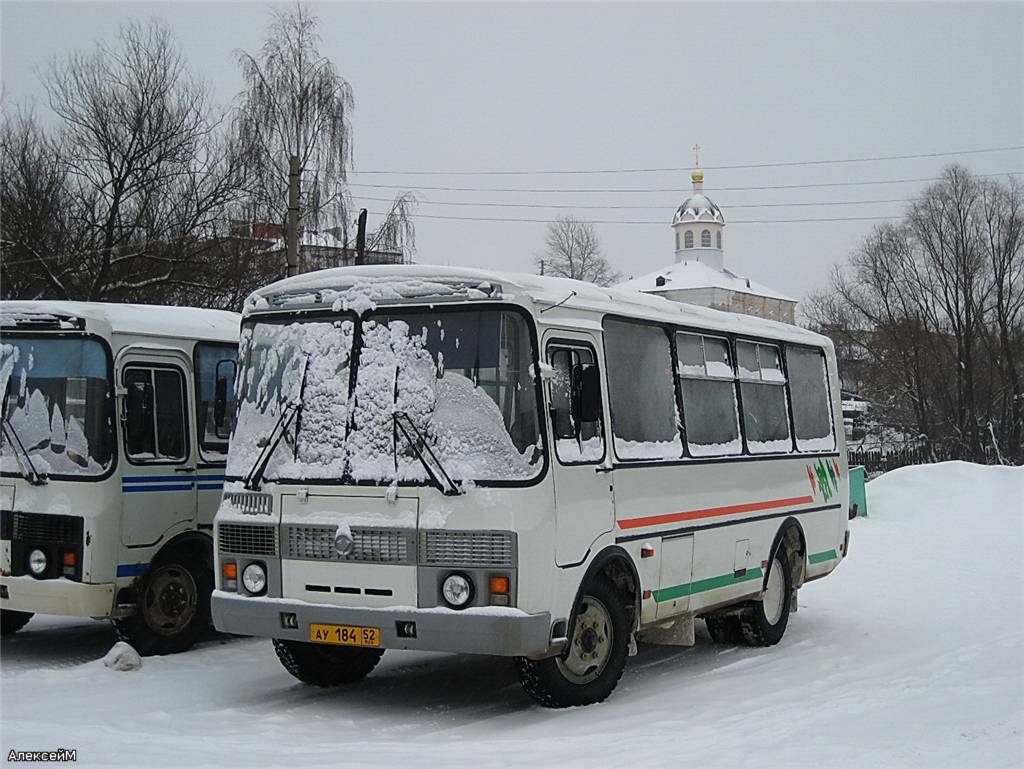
[116,563,149,577]
[197,483,224,491]
[122,475,188,483]
[122,484,194,493]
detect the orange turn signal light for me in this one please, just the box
[222,562,238,579]
[62,552,77,567]
[489,575,510,595]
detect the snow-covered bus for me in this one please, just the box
[1,301,239,654]
[212,266,850,706]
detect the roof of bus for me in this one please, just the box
[247,265,829,348]
[0,300,239,343]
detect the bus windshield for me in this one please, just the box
[0,336,114,478]
[227,308,543,485]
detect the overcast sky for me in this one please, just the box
[3,1,1022,305]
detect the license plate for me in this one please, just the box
[308,623,381,647]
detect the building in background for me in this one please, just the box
[617,167,796,324]
[228,221,405,269]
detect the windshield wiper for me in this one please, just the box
[393,411,462,496]
[243,356,309,491]
[1,382,47,485]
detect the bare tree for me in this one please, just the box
[0,109,81,300]
[806,165,1024,463]
[234,3,414,267]
[536,215,620,286]
[28,20,241,302]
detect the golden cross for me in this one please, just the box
[693,143,701,168]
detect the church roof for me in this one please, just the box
[617,259,796,303]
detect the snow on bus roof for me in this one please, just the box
[249,265,826,347]
[0,300,239,342]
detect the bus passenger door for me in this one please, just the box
[116,349,198,548]
[545,338,614,566]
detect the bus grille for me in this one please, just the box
[9,512,80,543]
[283,525,413,564]
[419,530,516,568]
[218,523,278,557]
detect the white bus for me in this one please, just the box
[1,301,239,654]
[212,266,850,706]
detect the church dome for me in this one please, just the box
[672,169,725,225]
[672,194,725,225]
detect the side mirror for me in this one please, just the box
[574,364,602,424]
[125,381,153,437]
[213,359,237,439]
[214,377,228,430]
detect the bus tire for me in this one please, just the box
[1,609,33,636]
[272,639,384,686]
[515,577,628,708]
[738,550,792,647]
[704,614,743,644]
[113,549,211,656]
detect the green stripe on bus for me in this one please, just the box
[809,549,838,564]
[653,568,764,603]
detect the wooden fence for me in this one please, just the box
[848,445,1001,475]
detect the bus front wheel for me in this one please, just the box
[1,609,33,636]
[515,577,629,708]
[272,639,384,686]
[113,549,211,656]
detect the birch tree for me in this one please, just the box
[233,3,414,268]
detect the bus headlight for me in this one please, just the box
[28,549,48,576]
[242,562,267,595]
[441,573,473,608]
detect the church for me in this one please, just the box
[617,161,797,325]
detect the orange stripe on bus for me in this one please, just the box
[617,495,815,530]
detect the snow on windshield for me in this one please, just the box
[227,309,543,485]
[227,319,355,480]
[0,338,113,477]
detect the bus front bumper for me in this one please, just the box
[1,575,115,618]
[212,590,555,658]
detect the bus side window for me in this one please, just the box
[194,342,238,461]
[736,341,792,453]
[547,345,604,464]
[786,347,835,452]
[123,366,188,463]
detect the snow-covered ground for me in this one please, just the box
[2,462,1021,768]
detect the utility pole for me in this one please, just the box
[285,155,300,277]
[355,208,368,266]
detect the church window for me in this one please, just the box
[684,231,693,249]
[701,230,711,247]
[716,231,722,249]
[675,230,680,250]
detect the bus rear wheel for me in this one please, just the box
[515,577,629,708]
[113,550,211,656]
[1,609,33,636]
[273,639,384,686]
[738,550,792,647]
